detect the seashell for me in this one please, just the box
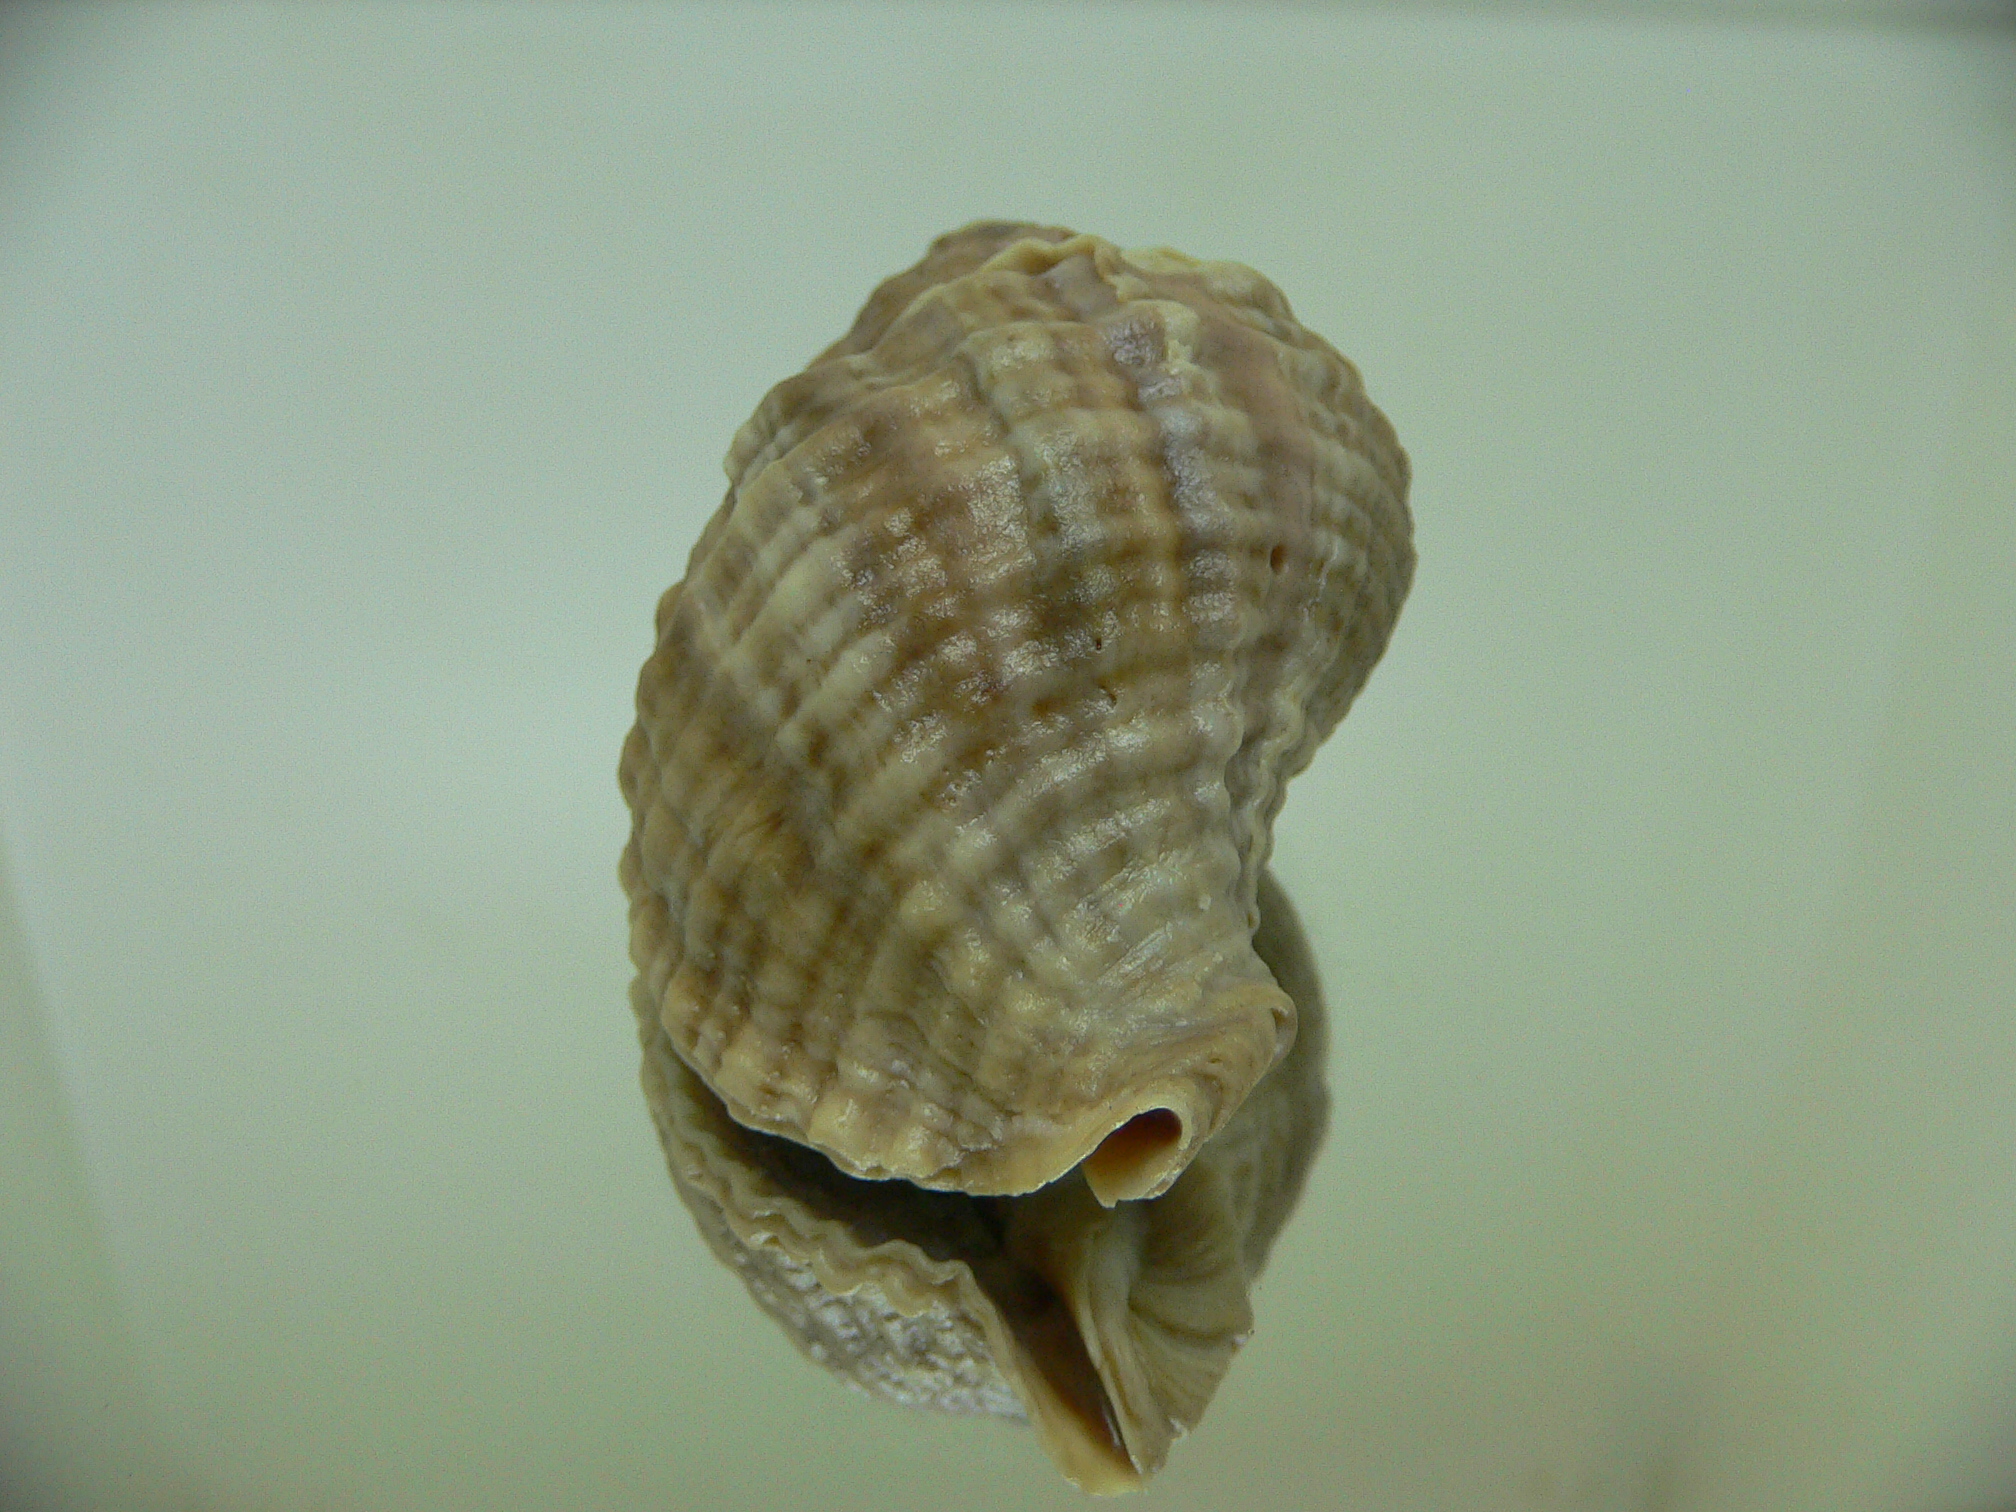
[619,220,1412,1209]
[638,868,1331,1492]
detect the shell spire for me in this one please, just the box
[620,220,1412,1205]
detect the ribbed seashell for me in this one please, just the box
[619,219,1412,1207]
[639,869,1330,1492]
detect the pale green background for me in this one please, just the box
[2,4,2013,1510]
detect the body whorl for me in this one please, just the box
[620,221,1411,1205]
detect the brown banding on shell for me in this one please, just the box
[620,220,1411,1206]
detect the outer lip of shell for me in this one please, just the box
[696,966,1295,1207]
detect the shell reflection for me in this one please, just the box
[638,870,1329,1493]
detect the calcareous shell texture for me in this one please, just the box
[620,221,1413,1215]
[639,869,1331,1493]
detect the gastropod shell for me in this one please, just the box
[620,221,1413,1489]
